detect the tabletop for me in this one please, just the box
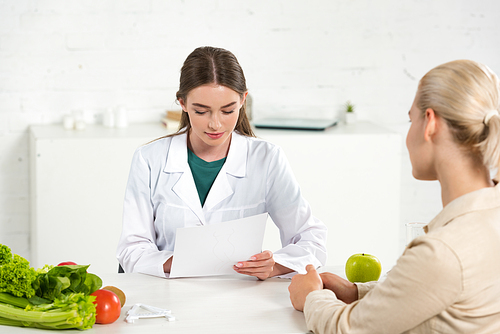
[1,267,345,334]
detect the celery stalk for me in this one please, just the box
[0,292,30,309]
[0,317,83,330]
[0,317,23,327]
[0,303,73,323]
[0,293,96,330]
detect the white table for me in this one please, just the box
[2,267,345,334]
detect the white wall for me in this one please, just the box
[1,0,499,262]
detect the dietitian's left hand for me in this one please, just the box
[288,264,323,311]
[234,250,275,280]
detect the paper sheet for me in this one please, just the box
[169,213,268,278]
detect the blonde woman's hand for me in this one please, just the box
[320,272,358,304]
[288,265,323,311]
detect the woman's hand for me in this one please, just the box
[234,250,292,280]
[320,272,358,304]
[288,265,323,311]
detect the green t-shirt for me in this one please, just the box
[187,149,227,206]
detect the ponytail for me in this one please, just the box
[478,109,500,178]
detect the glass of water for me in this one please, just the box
[405,222,427,246]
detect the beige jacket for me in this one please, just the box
[304,183,500,333]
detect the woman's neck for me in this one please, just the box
[437,152,494,207]
[187,131,231,162]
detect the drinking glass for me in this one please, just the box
[405,222,426,246]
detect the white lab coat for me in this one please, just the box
[116,131,327,277]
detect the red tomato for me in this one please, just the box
[91,289,121,324]
[57,261,78,266]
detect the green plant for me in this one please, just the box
[344,101,355,113]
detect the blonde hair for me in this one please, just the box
[417,59,500,175]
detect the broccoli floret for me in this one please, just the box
[0,244,37,298]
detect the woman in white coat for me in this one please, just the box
[117,46,327,279]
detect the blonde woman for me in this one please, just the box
[289,59,500,333]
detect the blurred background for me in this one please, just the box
[1,0,499,264]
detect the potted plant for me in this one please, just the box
[344,101,357,124]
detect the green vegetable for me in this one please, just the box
[0,292,30,308]
[0,292,96,330]
[0,245,37,298]
[33,265,102,301]
[0,245,11,263]
[0,244,102,330]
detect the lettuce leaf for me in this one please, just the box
[0,245,37,298]
[33,265,102,301]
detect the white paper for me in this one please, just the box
[169,213,268,278]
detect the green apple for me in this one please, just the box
[345,253,382,283]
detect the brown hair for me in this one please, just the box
[170,46,254,137]
[417,59,500,175]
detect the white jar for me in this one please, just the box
[63,115,75,130]
[103,107,115,127]
[114,106,128,128]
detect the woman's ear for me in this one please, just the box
[178,98,187,112]
[424,108,437,142]
[241,91,248,106]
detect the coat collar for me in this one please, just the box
[163,130,249,224]
[163,131,248,176]
[425,183,500,233]
[224,131,247,178]
[164,132,189,173]
[202,132,248,211]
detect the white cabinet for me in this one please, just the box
[29,124,171,273]
[256,122,401,272]
[30,122,401,274]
